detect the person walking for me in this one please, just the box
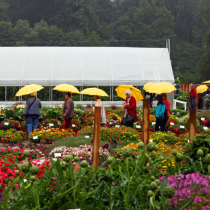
[155,95,166,132]
[123,89,137,128]
[93,95,106,127]
[161,93,170,131]
[198,92,204,109]
[190,85,197,109]
[63,92,74,129]
[24,92,42,136]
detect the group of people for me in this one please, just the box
[24,92,75,136]
[122,90,170,132]
[24,89,172,136]
[190,84,210,109]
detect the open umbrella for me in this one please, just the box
[15,84,44,97]
[196,85,208,93]
[80,88,108,97]
[143,82,155,92]
[115,85,144,102]
[53,84,80,94]
[202,80,210,83]
[147,82,176,94]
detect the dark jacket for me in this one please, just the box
[24,97,42,117]
[63,97,74,119]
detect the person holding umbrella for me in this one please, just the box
[24,92,42,135]
[190,85,197,109]
[155,95,166,132]
[93,95,106,127]
[63,92,74,129]
[161,93,170,131]
[123,89,137,128]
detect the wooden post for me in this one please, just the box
[189,109,196,141]
[92,106,101,169]
[143,99,150,145]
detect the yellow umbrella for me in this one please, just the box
[80,88,108,97]
[53,84,80,94]
[115,85,144,102]
[202,80,210,83]
[143,82,155,92]
[196,85,208,93]
[148,82,176,94]
[15,84,44,97]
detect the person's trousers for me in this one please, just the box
[198,99,203,109]
[191,98,196,109]
[155,119,165,132]
[163,117,169,132]
[27,117,39,135]
[65,118,72,129]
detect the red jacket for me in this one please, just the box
[124,96,138,122]
[163,99,171,117]
[190,88,197,99]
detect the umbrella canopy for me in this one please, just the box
[15,84,44,97]
[196,85,208,93]
[143,82,156,92]
[147,82,176,94]
[115,85,144,102]
[53,84,80,94]
[80,88,108,97]
[202,80,210,83]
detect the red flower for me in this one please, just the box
[12,110,14,113]
[5,163,9,167]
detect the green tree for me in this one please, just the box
[0,21,12,45]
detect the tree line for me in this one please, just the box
[0,0,210,83]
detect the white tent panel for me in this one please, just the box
[0,47,174,86]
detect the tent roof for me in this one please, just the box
[0,47,174,86]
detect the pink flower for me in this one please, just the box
[112,182,116,186]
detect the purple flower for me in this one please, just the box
[113,140,117,145]
[102,144,109,149]
[88,148,91,151]
[91,139,93,143]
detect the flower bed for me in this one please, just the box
[29,128,75,144]
[49,144,110,164]
[77,126,141,143]
[0,129,25,143]
[160,173,210,209]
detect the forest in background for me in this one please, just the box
[0,0,210,84]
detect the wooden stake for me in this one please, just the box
[92,106,101,169]
[143,99,150,145]
[189,108,196,141]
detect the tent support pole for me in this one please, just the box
[51,86,53,101]
[112,86,113,101]
[5,86,7,102]
[110,86,111,101]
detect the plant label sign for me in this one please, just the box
[136,125,141,128]
[85,135,90,138]
[170,122,174,125]
[49,123,54,127]
[180,125,185,129]
[54,153,61,157]
[201,118,205,121]
[72,124,76,127]
[115,125,120,128]
[152,122,156,125]
[33,136,38,140]
[4,122,9,125]
[204,127,208,130]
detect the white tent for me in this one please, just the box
[0,47,174,86]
